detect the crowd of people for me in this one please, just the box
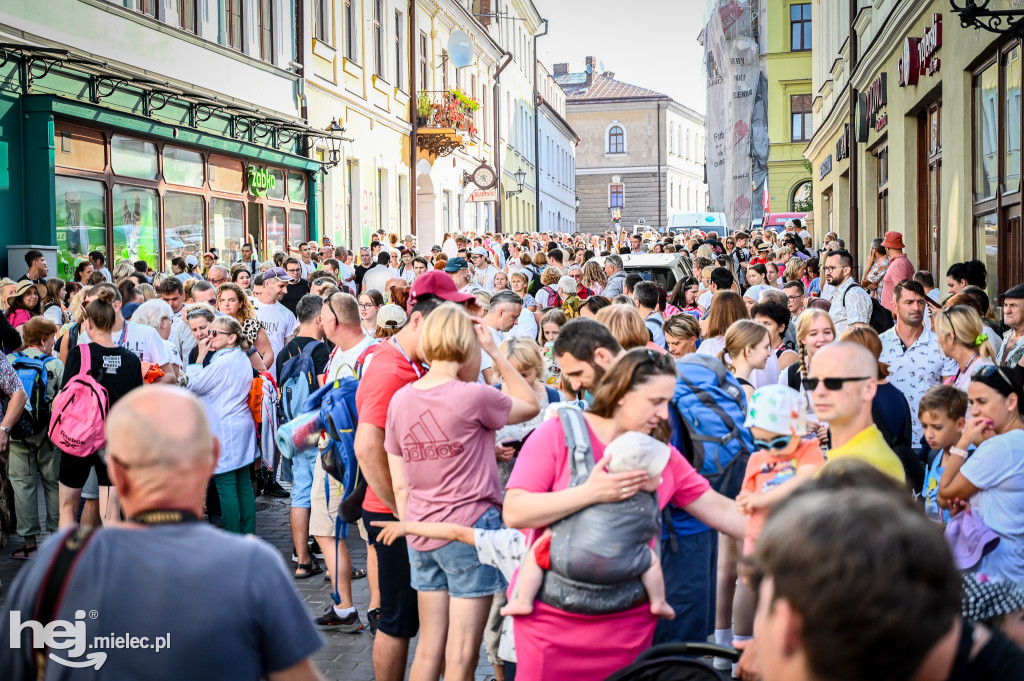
[2,221,1024,681]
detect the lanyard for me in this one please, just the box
[128,509,200,525]
[116,320,129,348]
[955,354,980,384]
[391,338,423,379]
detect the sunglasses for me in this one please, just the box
[753,435,793,451]
[208,329,229,338]
[973,364,1017,393]
[801,376,871,391]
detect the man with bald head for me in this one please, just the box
[808,342,906,482]
[1,386,325,680]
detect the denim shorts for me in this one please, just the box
[290,450,317,509]
[407,506,506,599]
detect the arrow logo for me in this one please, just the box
[50,651,107,669]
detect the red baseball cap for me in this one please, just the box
[407,270,475,312]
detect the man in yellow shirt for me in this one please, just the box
[807,342,907,483]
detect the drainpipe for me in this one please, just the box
[493,50,514,233]
[409,0,417,237]
[848,0,859,269]
[657,100,663,230]
[533,19,548,232]
[295,0,307,119]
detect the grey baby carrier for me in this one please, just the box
[537,406,661,615]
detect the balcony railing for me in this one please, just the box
[416,90,479,138]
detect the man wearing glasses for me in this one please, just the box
[354,247,378,294]
[207,264,230,288]
[468,247,500,291]
[823,249,873,336]
[281,258,312,315]
[807,342,906,482]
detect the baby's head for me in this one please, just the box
[744,385,808,455]
[605,431,671,478]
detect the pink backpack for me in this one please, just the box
[48,343,110,457]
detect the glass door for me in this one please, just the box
[247,202,263,263]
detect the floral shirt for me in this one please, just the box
[0,353,22,399]
[864,255,890,301]
[997,329,1024,368]
[879,327,958,444]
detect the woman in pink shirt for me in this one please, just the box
[385,303,540,681]
[504,349,747,681]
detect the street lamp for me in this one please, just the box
[574,195,581,211]
[306,119,351,172]
[506,167,527,200]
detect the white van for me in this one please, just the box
[667,212,730,236]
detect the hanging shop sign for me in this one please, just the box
[898,14,943,87]
[857,73,888,142]
[819,154,833,181]
[836,123,851,161]
[468,188,498,203]
[248,166,276,198]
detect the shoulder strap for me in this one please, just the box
[842,283,865,306]
[300,340,324,357]
[557,407,592,483]
[78,343,92,377]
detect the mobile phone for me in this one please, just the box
[501,438,525,453]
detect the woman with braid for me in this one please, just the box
[780,308,835,447]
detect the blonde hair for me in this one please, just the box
[701,265,714,282]
[137,282,157,301]
[541,266,563,286]
[420,303,476,364]
[718,319,769,371]
[933,305,997,361]
[796,308,836,380]
[663,313,700,340]
[211,315,253,352]
[596,305,650,350]
[695,245,715,259]
[582,260,607,289]
[67,285,94,323]
[703,290,749,339]
[497,337,545,380]
[533,252,548,267]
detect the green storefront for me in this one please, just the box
[0,49,323,279]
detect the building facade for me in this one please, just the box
[0,0,328,278]
[556,57,706,234]
[806,1,1017,304]
[537,61,578,233]
[765,0,813,213]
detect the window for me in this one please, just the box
[209,198,245,260]
[113,185,160,266]
[669,181,674,208]
[792,181,812,212]
[345,0,358,62]
[288,211,308,249]
[111,135,158,180]
[163,192,204,271]
[268,169,286,200]
[669,123,675,154]
[222,0,243,51]
[443,190,452,230]
[1006,47,1022,194]
[163,146,204,187]
[123,0,157,18]
[288,173,307,203]
[373,0,385,78]
[609,183,624,208]
[418,31,428,89]
[55,177,106,281]
[178,0,197,33]
[790,3,812,52]
[608,125,624,154]
[313,0,331,43]
[791,94,813,142]
[823,189,833,234]
[875,144,889,236]
[394,11,404,87]
[208,155,244,193]
[258,0,273,62]
[267,206,287,256]
[441,50,449,91]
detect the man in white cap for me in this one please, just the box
[469,247,500,291]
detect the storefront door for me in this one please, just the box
[918,101,942,275]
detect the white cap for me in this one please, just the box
[184,255,198,267]
[605,431,671,478]
[744,385,808,436]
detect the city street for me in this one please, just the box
[0,487,495,681]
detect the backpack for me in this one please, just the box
[605,642,739,681]
[842,284,895,334]
[541,286,562,308]
[526,265,544,295]
[9,352,58,438]
[278,340,325,422]
[48,343,109,457]
[668,353,754,499]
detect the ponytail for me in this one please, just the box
[212,317,252,352]
[84,286,118,332]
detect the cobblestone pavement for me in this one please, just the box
[1,485,496,681]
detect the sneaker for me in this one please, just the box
[265,481,290,498]
[309,538,324,559]
[315,607,363,633]
[712,657,732,671]
[367,608,381,636]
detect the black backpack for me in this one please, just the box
[605,643,739,681]
[842,284,894,334]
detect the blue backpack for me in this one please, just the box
[668,353,754,500]
[278,341,325,423]
[10,352,58,438]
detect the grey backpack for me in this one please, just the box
[536,406,661,615]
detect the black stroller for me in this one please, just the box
[605,642,742,681]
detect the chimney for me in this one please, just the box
[553,63,568,76]
[585,56,598,85]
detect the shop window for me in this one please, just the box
[791,94,813,142]
[976,213,998,304]
[288,172,307,203]
[1006,46,1022,194]
[209,155,244,193]
[975,63,999,201]
[268,169,286,200]
[111,185,159,268]
[288,211,308,250]
[55,176,106,281]
[163,192,205,271]
[267,206,287,257]
[790,3,811,52]
[210,198,245,264]
[163,146,205,187]
[111,135,158,180]
[55,125,105,172]
[875,145,889,237]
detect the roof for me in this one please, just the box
[554,72,669,102]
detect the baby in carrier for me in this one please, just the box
[501,428,675,619]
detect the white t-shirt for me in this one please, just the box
[697,291,714,311]
[300,260,318,280]
[362,266,394,297]
[78,320,170,366]
[477,264,500,291]
[337,261,356,294]
[325,336,377,383]
[960,430,1024,582]
[254,300,298,379]
[512,306,538,341]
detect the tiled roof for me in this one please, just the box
[555,72,668,102]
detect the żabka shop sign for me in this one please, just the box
[248,166,275,198]
[898,14,942,87]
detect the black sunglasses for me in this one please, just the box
[973,364,1018,394]
[801,376,871,391]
